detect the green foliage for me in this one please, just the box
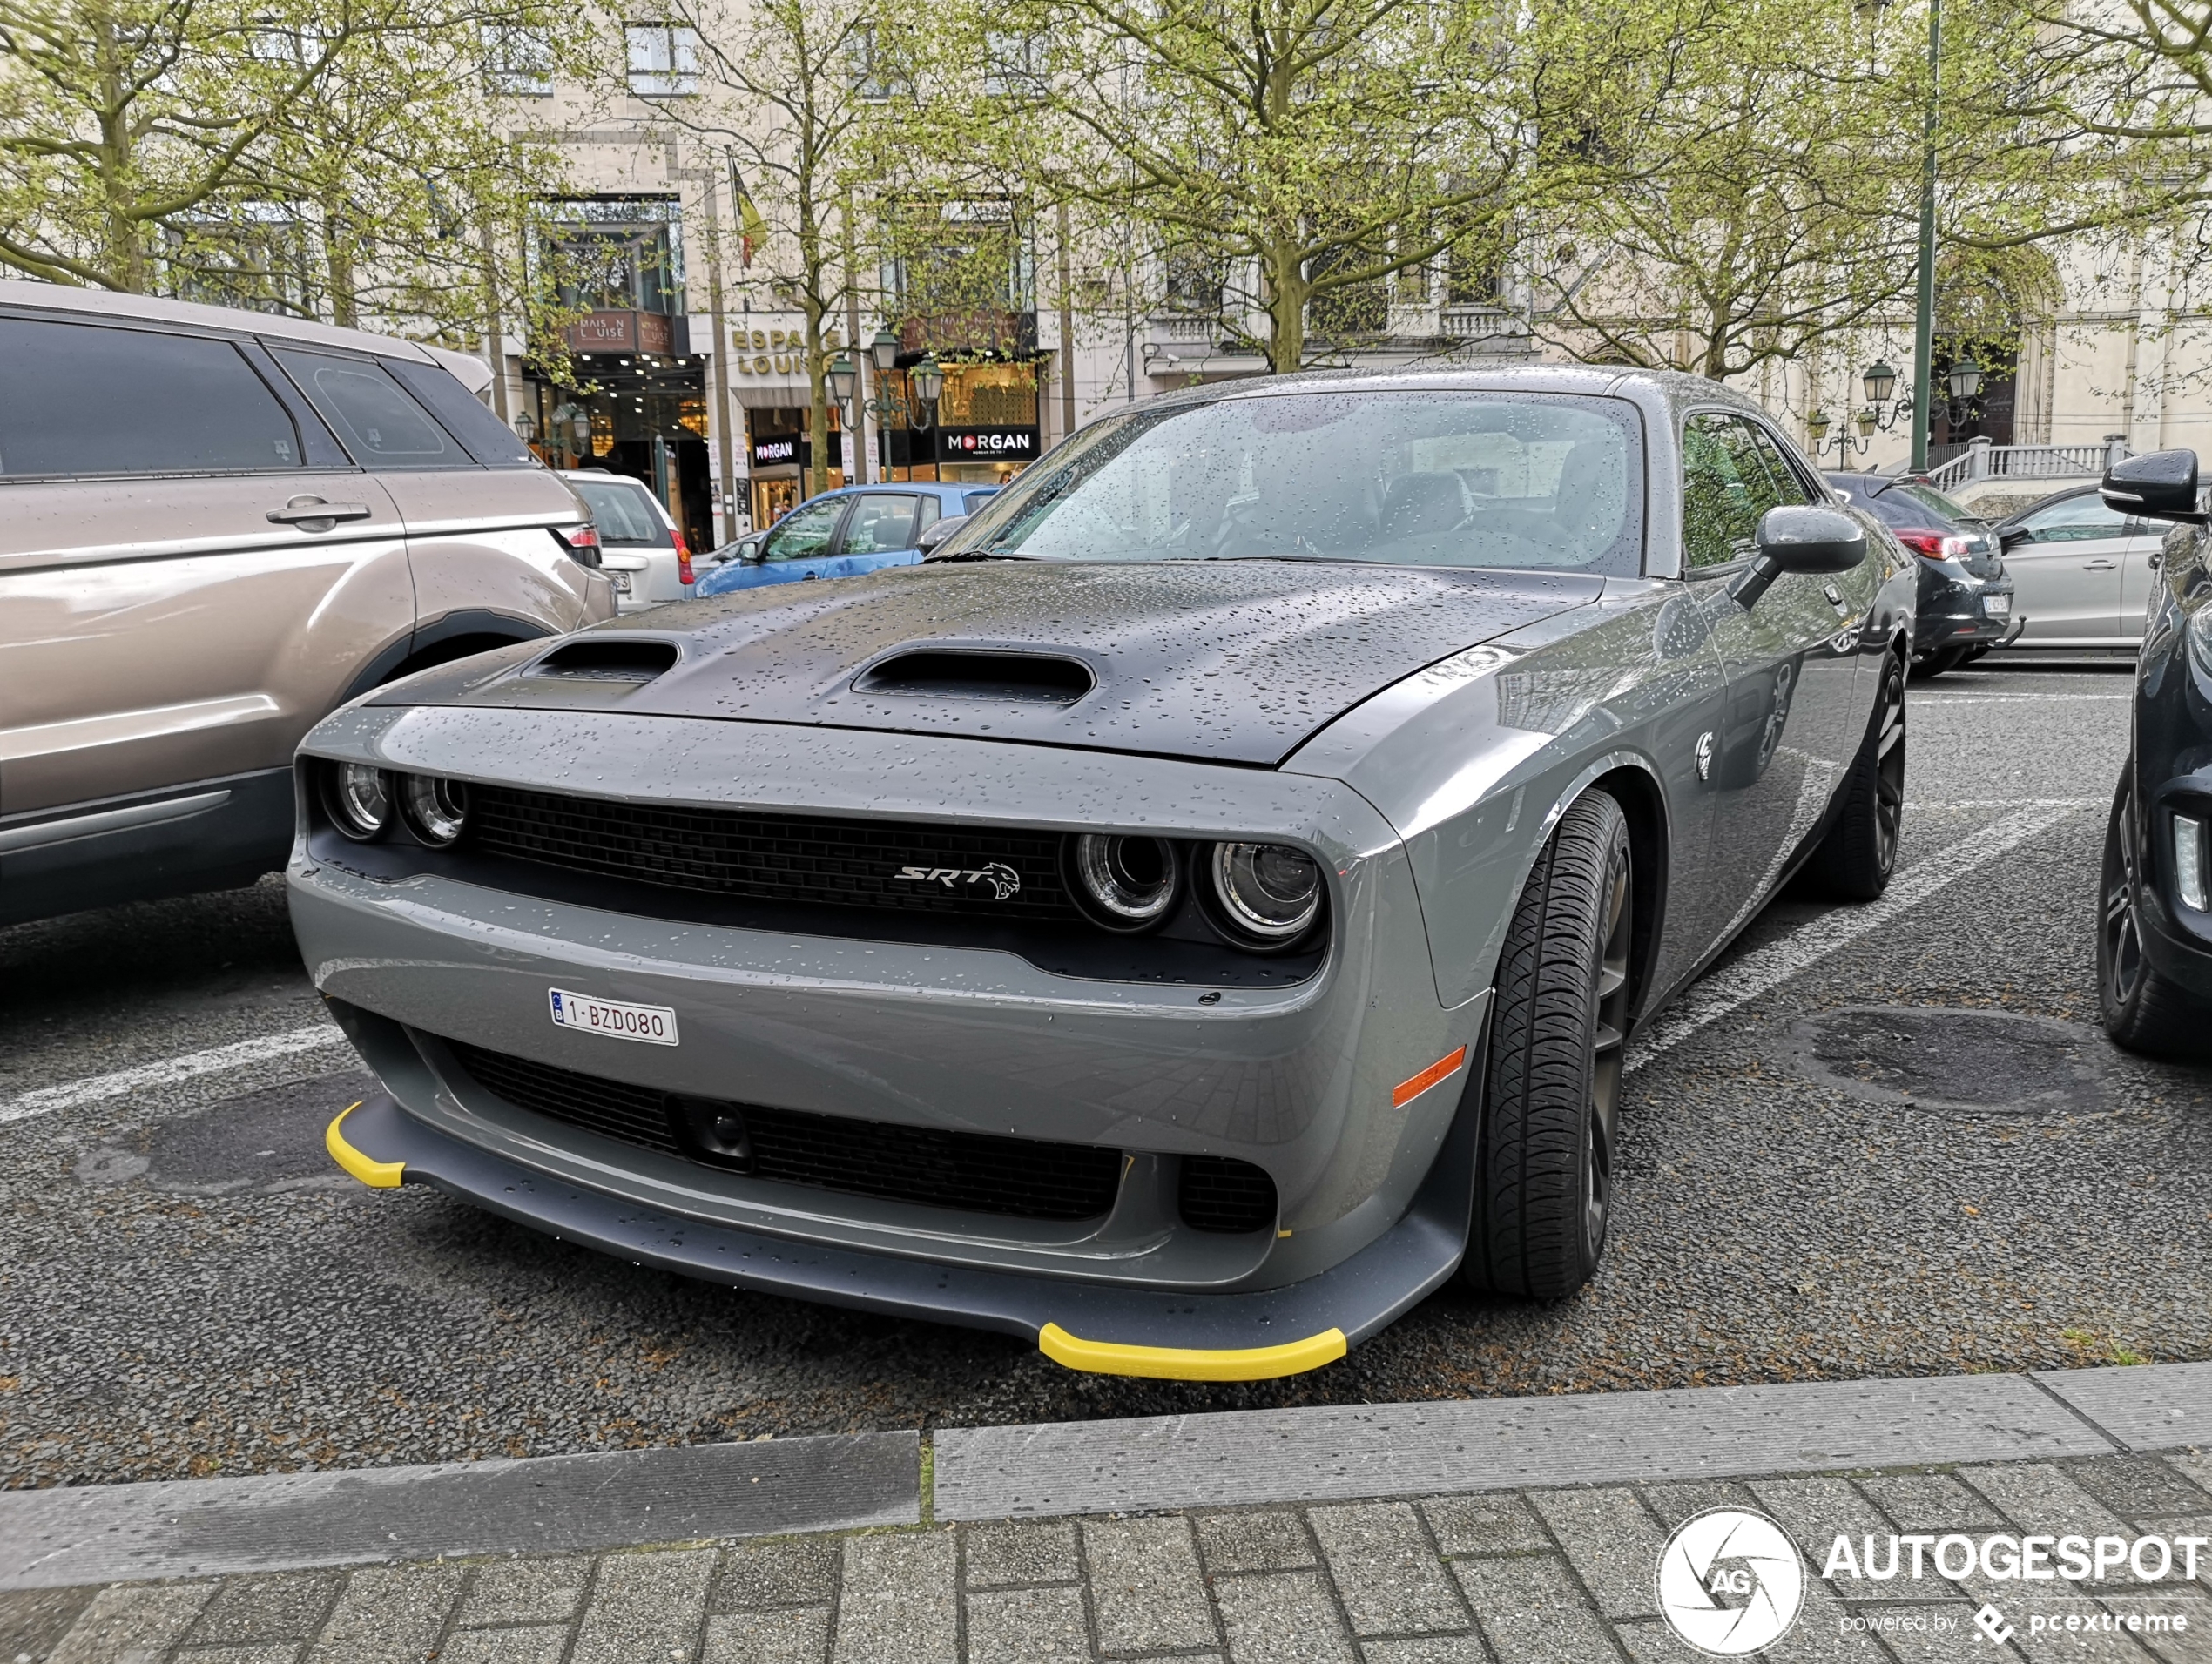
[0,0,584,348]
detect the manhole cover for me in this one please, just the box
[1782,1006,2110,1114]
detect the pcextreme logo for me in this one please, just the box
[1656,1508,1807,1656]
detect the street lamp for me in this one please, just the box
[1863,360,1898,406]
[828,353,857,408]
[1946,358,1983,401]
[869,326,900,374]
[1810,361,1914,461]
[513,410,538,448]
[911,354,944,407]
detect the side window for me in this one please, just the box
[2019,492,2134,542]
[1683,414,1764,568]
[836,495,923,555]
[382,359,533,466]
[0,316,300,478]
[271,349,457,468]
[1743,427,1813,508]
[761,497,845,561]
[963,489,999,515]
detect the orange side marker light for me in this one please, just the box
[1391,1045,1468,1108]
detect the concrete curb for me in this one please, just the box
[3,1363,2206,1588]
[0,1431,918,1592]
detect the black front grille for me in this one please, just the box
[442,1038,1123,1222]
[1178,1155,1278,1233]
[468,785,1076,921]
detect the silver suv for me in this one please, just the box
[0,280,616,927]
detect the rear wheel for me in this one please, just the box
[2099,765,2208,1055]
[1463,791,1631,1299]
[1799,650,1905,901]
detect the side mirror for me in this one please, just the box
[739,537,766,564]
[1735,505,1866,608]
[2102,449,2202,522]
[1999,525,2031,549]
[916,514,968,556]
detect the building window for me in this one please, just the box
[543,199,686,314]
[627,23,700,97]
[485,26,554,95]
[981,31,1047,98]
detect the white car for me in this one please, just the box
[565,471,692,611]
[1993,484,2166,650]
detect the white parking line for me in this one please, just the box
[1626,798,2091,1074]
[1908,693,2129,704]
[0,1024,349,1128]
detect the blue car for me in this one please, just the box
[697,482,1000,595]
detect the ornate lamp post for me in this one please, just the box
[1807,360,1916,461]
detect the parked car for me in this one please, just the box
[563,470,693,612]
[0,280,616,928]
[1989,482,2166,652]
[300,367,1913,1381]
[694,482,997,595]
[1826,471,2018,675]
[2097,449,2212,1054]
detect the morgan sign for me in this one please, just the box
[935,426,1038,462]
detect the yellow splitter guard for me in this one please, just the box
[325,1092,1473,1383]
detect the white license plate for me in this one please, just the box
[1983,593,2012,617]
[606,570,633,594]
[549,987,678,1045]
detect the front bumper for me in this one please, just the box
[327,1081,1480,1381]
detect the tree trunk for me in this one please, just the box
[806,301,832,499]
[93,20,144,292]
[1261,237,1307,374]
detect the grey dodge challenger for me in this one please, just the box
[293,367,1915,1381]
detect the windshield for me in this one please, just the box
[1875,481,1980,528]
[948,391,1645,576]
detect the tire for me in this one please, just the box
[1799,650,1905,901]
[1463,790,1632,1299]
[2098,764,2209,1055]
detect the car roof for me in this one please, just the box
[813,482,990,500]
[569,470,675,527]
[0,278,494,394]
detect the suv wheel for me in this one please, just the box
[1463,790,1631,1299]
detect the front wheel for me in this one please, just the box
[1463,790,1632,1299]
[1799,650,1905,901]
[2098,765,2208,1055]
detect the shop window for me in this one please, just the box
[627,24,700,96]
[545,207,683,314]
[937,363,1038,428]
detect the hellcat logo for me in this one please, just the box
[894,862,1022,900]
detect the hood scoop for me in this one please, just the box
[529,638,682,683]
[853,650,1095,706]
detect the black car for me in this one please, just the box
[2099,449,2212,1053]
[1827,472,2020,676]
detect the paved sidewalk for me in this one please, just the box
[7,1363,2212,1662]
[10,1447,2212,1662]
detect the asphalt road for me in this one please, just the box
[4,658,2206,1489]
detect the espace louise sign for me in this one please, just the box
[935,427,1037,462]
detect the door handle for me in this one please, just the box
[2082,558,2119,570]
[267,497,373,529]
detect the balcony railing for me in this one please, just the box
[1924,435,2128,492]
[1438,306,1527,344]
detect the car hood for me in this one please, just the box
[391,560,1604,766]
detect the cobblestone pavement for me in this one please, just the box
[10,1447,2212,1662]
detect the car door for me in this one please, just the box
[2002,490,2132,643]
[829,492,936,577]
[0,313,410,825]
[748,495,851,585]
[1683,412,1871,952]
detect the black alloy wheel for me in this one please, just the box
[1464,789,1632,1299]
[2098,764,2207,1055]
[1801,650,1905,900]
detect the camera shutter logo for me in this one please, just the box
[1656,1508,1806,1656]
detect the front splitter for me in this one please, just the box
[327,1088,1479,1382]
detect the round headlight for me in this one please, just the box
[401,774,469,846]
[327,763,393,840]
[1210,842,1322,944]
[1069,833,1179,931]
